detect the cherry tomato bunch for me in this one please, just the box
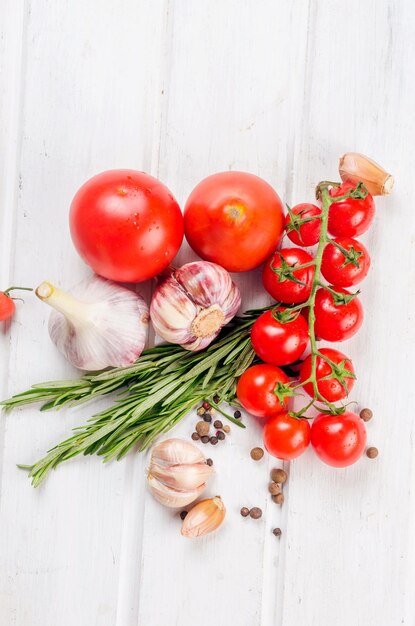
[237,180,375,467]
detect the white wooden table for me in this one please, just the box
[1,2,414,624]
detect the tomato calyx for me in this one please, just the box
[327,238,363,269]
[271,306,301,324]
[318,283,360,305]
[269,253,314,286]
[272,381,298,407]
[316,355,356,394]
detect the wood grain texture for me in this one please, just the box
[0,1,414,625]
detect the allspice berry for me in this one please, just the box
[268,482,281,496]
[213,420,223,429]
[240,507,250,517]
[201,435,210,444]
[271,468,287,484]
[206,458,213,466]
[250,447,264,461]
[360,408,373,422]
[366,446,379,459]
[196,421,210,437]
[272,528,282,537]
[272,493,284,505]
[249,507,262,519]
[191,432,200,441]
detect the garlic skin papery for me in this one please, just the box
[36,275,149,371]
[181,496,226,538]
[150,261,241,351]
[147,438,214,508]
[339,152,394,196]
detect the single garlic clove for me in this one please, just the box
[150,461,214,491]
[339,152,394,196]
[181,496,226,538]
[147,474,206,508]
[151,438,206,466]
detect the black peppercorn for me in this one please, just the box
[217,431,225,440]
[234,410,242,419]
[206,458,213,466]
[180,511,188,520]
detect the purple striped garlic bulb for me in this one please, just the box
[150,261,241,351]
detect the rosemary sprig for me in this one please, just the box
[3,309,266,486]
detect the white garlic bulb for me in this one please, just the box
[147,438,214,508]
[150,261,241,351]
[36,275,149,371]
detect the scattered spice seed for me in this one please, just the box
[210,436,218,445]
[223,425,230,434]
[360,408,373,422]
[249,507,262,519]
[201,435,210,444]
[207,407,216,416]
[272,528,282,537]
[203,414,212,423]
[195,421,210,437]
[271,468,287,484]
[234,410,241,419]
[213,394,220,404]
[240,507,250,517]
[217,431,225,440]
[196,406,206,417]
[250,447,264,461]
[272,493,284,505]
[213,420,223,429]
[202,402,211,410]
[206,458,213,466]
[366,446,379,459]
[180,510,188,520]
[268,482,281,496]
[191,432,200,441]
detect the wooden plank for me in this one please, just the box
[136,2,312,625]
[279,1,415,624]
[0,2,166,624]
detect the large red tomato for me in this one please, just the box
[263,412,311,460]
[184,172,284,272]
[70,170,184,282]
[311,411,367,467]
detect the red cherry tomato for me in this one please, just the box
[263,412,311,460]
[328,182,375,237]
[285,203,322,247]
[236,364,290,419]
[0,293,16,321]
[311,411,367,467]
[184,172,284,272]
[262,248,315,304]
[251,309,309,366]
[314,287,363,342]
[300,348,355,402]
[70,170,184,283]
[321,238,370,287]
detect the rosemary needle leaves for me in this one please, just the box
[2,309,266,486]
